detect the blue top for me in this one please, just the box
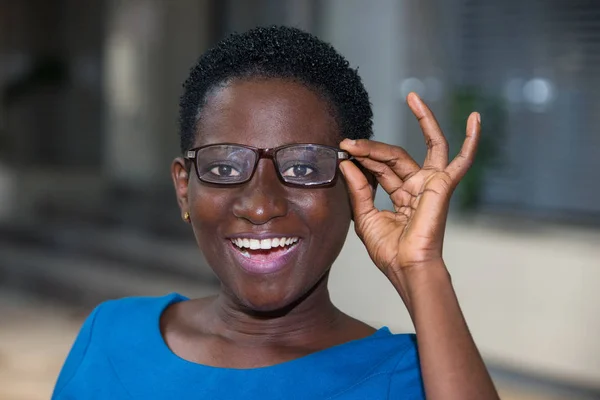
[52,293,424,399]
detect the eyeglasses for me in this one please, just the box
[185,143,351,187]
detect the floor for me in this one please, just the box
[0,290,83,400]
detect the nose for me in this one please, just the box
[232,159,288,225]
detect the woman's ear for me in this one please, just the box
[171,158,190,220]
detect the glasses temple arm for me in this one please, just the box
[337,151,354,161]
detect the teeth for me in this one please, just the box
[231,237,299,250]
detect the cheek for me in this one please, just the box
[292,183,352,251]
[317,180,352,221]
[188,186,229,244]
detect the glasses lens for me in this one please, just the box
[275,145,338,186]
[195,145,256,184]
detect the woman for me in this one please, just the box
[52,26,499,399]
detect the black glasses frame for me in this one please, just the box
[185,143,351,187]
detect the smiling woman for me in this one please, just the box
[51,26,499,399]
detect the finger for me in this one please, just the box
[350,157,404,198]
[405,176,453,251]
[406,92,449,170]
[340,139,420,180]
[446,112,481,182]
[339,160,377,223]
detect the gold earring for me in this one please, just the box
[183,212,190,222]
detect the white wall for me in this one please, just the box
[330,218,600,388]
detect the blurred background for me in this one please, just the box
[0,0,598,399]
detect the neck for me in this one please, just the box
[209,275,345,347]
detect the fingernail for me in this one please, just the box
[476,112,481,124]
[348,139,356,146]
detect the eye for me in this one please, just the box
[209,164,241,177]
[282,164,315,178]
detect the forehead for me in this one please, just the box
[194,78,341,148]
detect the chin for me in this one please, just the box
[233,271,329,316]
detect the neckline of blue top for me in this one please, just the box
[151,292,393,372]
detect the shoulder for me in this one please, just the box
[52,293,187,397]
[345,329,423,397]
[325,328,419,377]
[87,293,187,348]
[310,330,424,399]
[387,332,420,373]
[102,292,188,313]
[93,293,187,326]
[386,332,425,398]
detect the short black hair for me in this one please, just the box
[178,25,373,153]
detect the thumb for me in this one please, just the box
[339,160,377,225]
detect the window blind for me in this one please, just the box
[454,0,600,221]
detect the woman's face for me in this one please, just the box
[173,78,352,312]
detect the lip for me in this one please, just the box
[228,232,301,240]
[227,238,302,275]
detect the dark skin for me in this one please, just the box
[168,78,374,369]
[170,77,499,398]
